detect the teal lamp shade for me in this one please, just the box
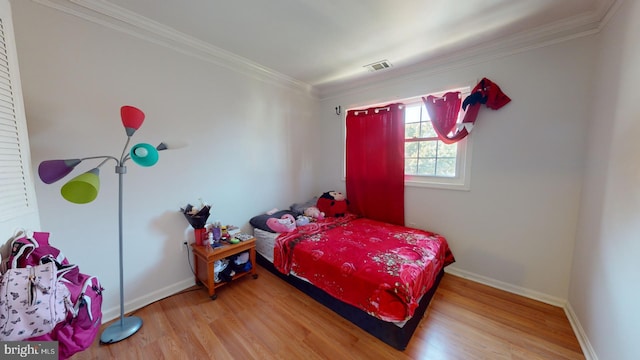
[60,168,100,204]
[121,106,145,136]
[38,159,82,184]
[130,143,159,167]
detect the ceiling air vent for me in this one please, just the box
[364,60,392,72]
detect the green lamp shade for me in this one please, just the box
[61,168,100,204]
[130,143,159,167]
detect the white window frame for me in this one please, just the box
[404,136,472,191]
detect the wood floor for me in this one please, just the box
[72,266,585,360]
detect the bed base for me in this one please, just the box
[256,253,444,350]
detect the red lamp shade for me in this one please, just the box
[121,105,145,136]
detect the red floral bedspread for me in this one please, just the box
[273,214,455,322]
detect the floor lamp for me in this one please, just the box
[37,105,168,344]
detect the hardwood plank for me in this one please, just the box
[71,267,584,359]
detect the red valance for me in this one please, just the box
[422,78,511,144]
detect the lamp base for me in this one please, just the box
[100,316,143,344]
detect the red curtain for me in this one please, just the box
[345,103,405,225]
[422,91,480,144]
[423,78,511,144]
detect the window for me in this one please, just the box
[404,103,458,177]
[403,87,472,190]
[344,87,473,191]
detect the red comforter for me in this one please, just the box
[273,214,454,322]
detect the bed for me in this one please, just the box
[250,208,454,350]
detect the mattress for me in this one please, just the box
[253,228,278,263]
[254,226,435,328]
[255,251,444,350]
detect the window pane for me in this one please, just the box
[405,122,420,138]
[405,142,420,158]
[420,141,437,158]
[405,158,418,175]
[418,158,436,176]
[420,120,437,138]
[435,158,456,177]
[421,106,431,121]
[438,142,457,157]
[404,105,421,123]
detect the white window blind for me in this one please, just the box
[0,16,33,221]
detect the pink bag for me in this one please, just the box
[0,261,72,341]
[6,230,103,359]
[9,231,69,269]
[28,260,103,360]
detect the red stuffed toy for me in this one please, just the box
[316,191,349,217]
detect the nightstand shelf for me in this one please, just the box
[191,237,257,300]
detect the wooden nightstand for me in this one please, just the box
[191,237,258,300]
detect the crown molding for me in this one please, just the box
[595,0,623,31]
[31,0,620,100]
[316,1,621,99]
[31,0,314,95]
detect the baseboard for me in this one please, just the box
[101,277,195,323]
[444,267,598,359]
[564,302,599,360]
[444,267,566,307]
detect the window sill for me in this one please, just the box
[404,177,470,191]
[341,177,471,191]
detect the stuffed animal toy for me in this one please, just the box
[303,206,325,220]
[316,191,349,217]
[266,214,296,233]
[295,215,310,227]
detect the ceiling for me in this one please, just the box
[51,0,617,96]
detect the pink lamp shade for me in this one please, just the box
[38,159,82,184]
[121,105,145,136]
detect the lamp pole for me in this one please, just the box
[98,161,143,344]
[37,106,165,345]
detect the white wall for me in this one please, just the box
[318,37,596,303]
[11,1,320,320]
[569,0,640,359]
